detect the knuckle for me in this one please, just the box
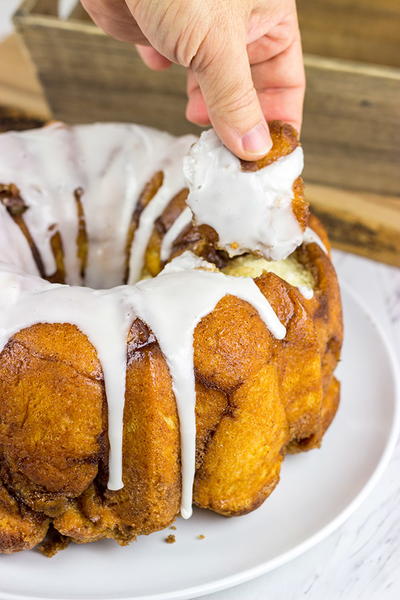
[175,24,214,68]
[212,81,257,118]
[189,30,221,73]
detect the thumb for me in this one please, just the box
[192,37,272,160]
[136,45,172,71]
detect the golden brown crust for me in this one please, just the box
[287,377,340,453]
[193,364,288,516]
[241,120,299,171]
[287,214,343,451]
[105,319,181,535]
[292,176,309,231]
[125,171,164,281]
[170,224,229,270]
[0,124,342,553]
[0,106,44,133]
[191,290,287,515]
[0,483,49,553]
[75,187,88,281]
[0,183,69,284]
[0,214,342,552]
[0,323,106,517]
[0,184,47,278]
[259,274,324,445]
[296,214,343,391]
[37,525,70,557]
[145,188,188,277]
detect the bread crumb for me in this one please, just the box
[197,534,205,540]
[169,525,176,530]
[165,534,176,544]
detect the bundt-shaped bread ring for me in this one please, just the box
[0,122,342,554]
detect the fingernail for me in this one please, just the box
[241,122,272,156]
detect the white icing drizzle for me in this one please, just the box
[0,205,39,276]
[0,123,195,287]
[130,252,285,517]
[127,138,194,284]
[0,124,80,281]
[303,227,328,254]
[72,124,187,288]
[0,252,285,517]
[184,129,304,262]
[0,264,135,491]
[160,206,193,262]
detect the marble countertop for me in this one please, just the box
[1,3,399,598]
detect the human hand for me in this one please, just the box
[81,0,305,160]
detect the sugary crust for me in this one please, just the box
[0,121,341,553]
[0,213,342,552]
[0,483,49,554]
[241,121,299,171]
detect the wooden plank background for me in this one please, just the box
[307,183,400,265]
[0,0,398,266]
[302,57,400,195]
[298,0,400,68]
[14,13,400,196]
[0,33,49,119]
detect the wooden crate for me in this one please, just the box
[8,0,400,266]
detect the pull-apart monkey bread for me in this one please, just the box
[0,121,342,555]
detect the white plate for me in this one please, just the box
[1,284,399,600]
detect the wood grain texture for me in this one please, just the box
[298,0,400,68]
[3,1,400,266]
[306,183,400,267]
[12,0,400,195]
[0,33,50,119]
[13,15,200,136]
[14,11,400,196]
[302,56,400,196]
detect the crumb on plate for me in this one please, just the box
[165,534,176,544]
